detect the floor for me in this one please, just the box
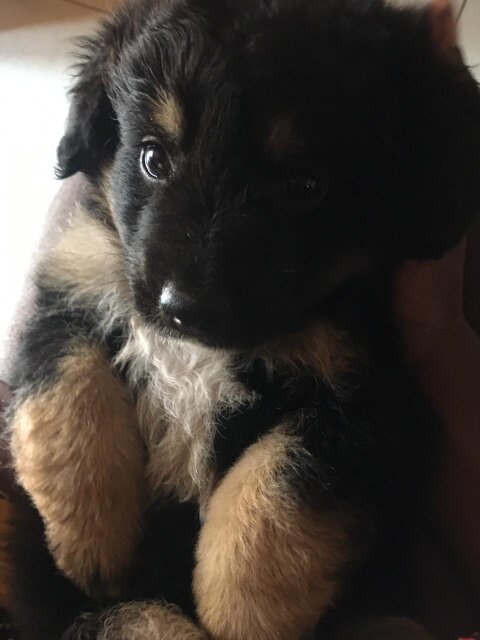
[0,0,479,366]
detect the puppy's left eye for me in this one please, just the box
[141,144,172,180]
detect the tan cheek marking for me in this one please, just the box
[10,344,144,594]
[261,320,361,386]
[153,92,183,140]
[265,114,304,159]
[97,164,115,222]
[194,429,357,640]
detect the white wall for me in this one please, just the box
[461,0,480,73]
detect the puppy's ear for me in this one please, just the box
[56,29,117,179]
[56,5,141,179]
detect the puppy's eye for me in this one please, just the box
[141,144,171,180]
[281,170,327,204]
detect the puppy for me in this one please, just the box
[5,0,480,638]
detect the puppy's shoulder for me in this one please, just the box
[36,195,131,319]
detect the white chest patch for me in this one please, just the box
[116,320,253,504]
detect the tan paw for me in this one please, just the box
[46,511,142,599]
[10,344,146,600]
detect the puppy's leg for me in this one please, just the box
[194,428,359,640]
[64,602,208,640]
[9,343,144,596]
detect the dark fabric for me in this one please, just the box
[465,221,480,336]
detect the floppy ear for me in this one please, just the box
[56,2,149,179]
[56,27,118,179]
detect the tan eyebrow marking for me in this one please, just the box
[153,91,184,140]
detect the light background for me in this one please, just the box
[0,0,479,360]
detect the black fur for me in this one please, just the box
[9,286,128,394]
[6,0,480,638]
[129,500,200,617]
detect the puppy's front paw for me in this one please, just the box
[46,513,141,600]
[10,342,145,600]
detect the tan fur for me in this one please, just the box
[265,114,304,159]
[259,320,360,386]
[42,206,131,303]
[0,500,13,612]
[153,91,183,140]
[10,345,145,595]
[81,602,207,640]
[97,164,116,222]
[194,429,356,640]
[41,206,133,327]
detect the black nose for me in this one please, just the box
[159,282,194,328]
[158,281,227,332]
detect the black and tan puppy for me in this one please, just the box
[4,0,480,638]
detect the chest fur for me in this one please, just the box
[116,324,253,504]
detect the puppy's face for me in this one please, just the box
[111,10,393,348]
[58,0,480,349]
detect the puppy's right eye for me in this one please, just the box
[141,144,172,180]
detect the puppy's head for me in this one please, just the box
[57,0,480,348]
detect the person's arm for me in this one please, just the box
[393,230,480,601]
